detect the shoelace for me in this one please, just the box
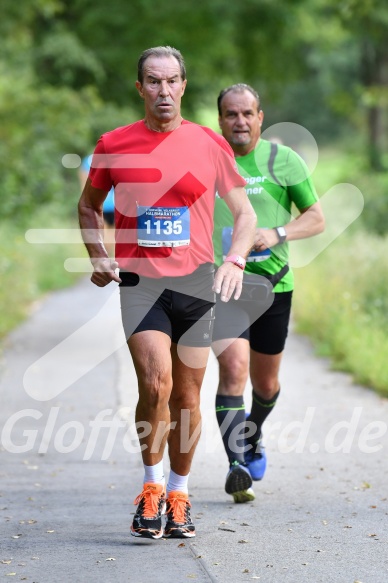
[134,486,163,518]
[167,494,190,524]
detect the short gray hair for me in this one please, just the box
[217,83,260,116]
[137,46,186,84]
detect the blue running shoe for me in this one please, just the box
[245,439,267,481]
[245,412,267,480]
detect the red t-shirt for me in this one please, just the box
[89,120,246,278]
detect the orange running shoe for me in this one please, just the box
[130,483,166,539]
[164,491,195,538]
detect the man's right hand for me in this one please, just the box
[90,258,122,287]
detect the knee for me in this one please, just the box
[218,356,249,393]
[252,378,279,400]
[138,369,172,408]
[169,392,200,415]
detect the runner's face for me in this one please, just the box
[136,56,187,127]
[219,90,263,155]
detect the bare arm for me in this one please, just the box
[78,178,121,287]
[253,201,325,251]
[213,185,256,302]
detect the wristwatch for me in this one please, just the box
[225,254,246,270]
[275,226,287,244]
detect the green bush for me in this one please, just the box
[293,231,388,396]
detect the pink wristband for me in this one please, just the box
[225,254,246,270]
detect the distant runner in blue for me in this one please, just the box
[79,155,115,255]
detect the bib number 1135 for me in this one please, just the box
[137,205,190,247]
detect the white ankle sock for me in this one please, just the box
[143,460,165,485]
[166,470,189,494]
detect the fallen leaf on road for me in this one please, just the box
[238,540,249,543]
[5,574,16,577]
[218,527,236,533]
[242,568,250,573]
[368,534,377,537]
[11,535,22,539]
[178,543,185,548]
[105,558,116,561]
[46,530,55,533]
[1,561,12,565]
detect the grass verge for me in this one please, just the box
[292,143,388,397]
[0,206,88,342]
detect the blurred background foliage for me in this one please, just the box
[1,0,388,391]
[1,0,387,221]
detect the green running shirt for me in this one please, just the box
[213,138,319,292]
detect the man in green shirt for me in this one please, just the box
[212,84,325,502]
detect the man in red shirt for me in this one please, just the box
[78,46,256,539]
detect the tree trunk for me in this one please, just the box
[360,39,386,171]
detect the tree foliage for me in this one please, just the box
[1,0,387,220]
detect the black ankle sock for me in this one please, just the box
[246,389,279,445]
[215,395,246,464]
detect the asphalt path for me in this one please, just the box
[1,277,387,583]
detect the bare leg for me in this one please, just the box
[213,338,250,396]
[128,330,173,466]
[250,350,283,399]
[168,343,210,475]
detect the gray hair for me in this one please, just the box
[137,46,186,84]
[217,83,260,116]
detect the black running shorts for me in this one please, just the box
[212,291,293,355]
[119,263,215,347]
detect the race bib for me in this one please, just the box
[137,205,190,247]
[222,226,271,262]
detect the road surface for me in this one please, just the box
[1,278,387,582]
